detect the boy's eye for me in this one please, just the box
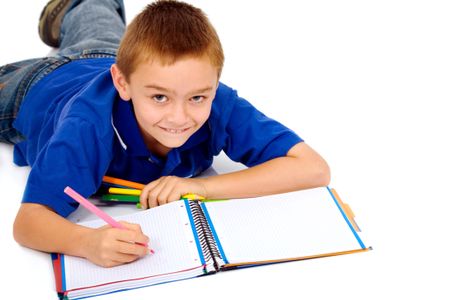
[191,96,205,103]
[153,95,168,103]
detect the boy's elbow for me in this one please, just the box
[307,157,330,188]
[13,216,25,246]
[315,161,331,187]
[13,208,28,246]
[13,203,42,246]
[288,142,330,188]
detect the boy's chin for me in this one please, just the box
[159,137,190,149]
[157,130,197,148]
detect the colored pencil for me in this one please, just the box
[108,187,141,196]
[102,176,145,190]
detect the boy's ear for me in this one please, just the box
[110,64,131,101]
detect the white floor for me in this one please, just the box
[1,1,450,299]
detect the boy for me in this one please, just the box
[1,0,330,267]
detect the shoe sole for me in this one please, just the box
[38,0,72,48]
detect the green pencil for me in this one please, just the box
[101,194,140,203]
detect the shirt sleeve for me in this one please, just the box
[210,84,303,167]
[22,117,113,217]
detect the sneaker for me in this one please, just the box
[38,0,72,47]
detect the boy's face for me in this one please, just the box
[112,56,219,156]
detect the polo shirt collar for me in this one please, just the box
[112,98,151,157]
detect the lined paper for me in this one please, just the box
[203,187,364,264]
[64,201,202,290]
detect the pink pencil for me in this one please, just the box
[64,186,154,254]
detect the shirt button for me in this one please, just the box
[148,157,153,163]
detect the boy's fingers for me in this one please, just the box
[119,221,143,233]
[147,180,167,208]
[116,240,149,257]
[114,226,150,245]
[168,190,182,204]
[156,177,181,205]
[141,178,165,209]
[140,179,160,209]
[111,252,141,264]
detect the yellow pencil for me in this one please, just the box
[181,193,205,200]
[108,187,141,196]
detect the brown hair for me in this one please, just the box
[116,0,224,81]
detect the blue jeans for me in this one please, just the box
[0,0,125,144]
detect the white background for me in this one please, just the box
[1,1,450,299]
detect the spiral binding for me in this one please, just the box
[188,200,222,272]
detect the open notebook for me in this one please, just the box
[52,187,370,299]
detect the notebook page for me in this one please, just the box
[203,187,364,264]
[63,201,202,290]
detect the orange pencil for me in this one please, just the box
[103,176,145,190]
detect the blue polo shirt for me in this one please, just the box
[13,58,302,217]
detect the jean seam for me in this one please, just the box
[66,49,117,60]
[0,115,14,121]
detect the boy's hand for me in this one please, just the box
[140,176,207,209]
[83,221,150,267]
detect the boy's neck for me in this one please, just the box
[147,142,171,158]
[139,127,171,158]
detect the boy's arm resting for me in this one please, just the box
[13,203,150,267]
[140,142,330,207]
[200,142,330,200]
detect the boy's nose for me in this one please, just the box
[167,101,189,124]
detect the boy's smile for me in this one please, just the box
[111,55,219,157]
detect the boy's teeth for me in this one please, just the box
[166,128,182,133]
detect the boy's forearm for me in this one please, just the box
[200,143,330,200]
[13,203,91,257]
[200,157,327,200]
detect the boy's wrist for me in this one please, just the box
[195,178,209,200]
[67,225,95,259]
